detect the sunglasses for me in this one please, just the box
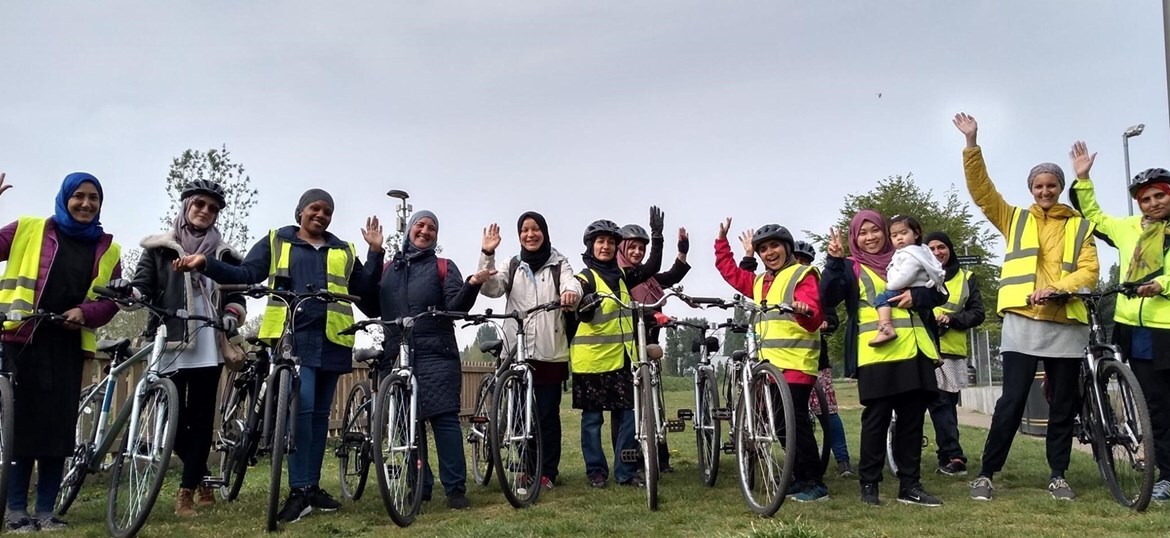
[191,198,221,214]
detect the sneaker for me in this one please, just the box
[589,472,608,489]
[793,482,830,503]
[938,458,968,477]
[447,493,471,510]
[540,476,555,490]
[6,517,37,533]
[837,460,855,478]
[969,476,994,501]
[305,485,342,512]
[897,485,943,507]
[860,482,880,506]
[618,476,646,487]
[1048,477,1076,501]
[1151,479,1170,502]
[35,516,68,532]
[786,480,805,498]
[277,489,312,523]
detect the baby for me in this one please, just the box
[870,214,947,346]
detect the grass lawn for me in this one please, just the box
[52,379,1170,537]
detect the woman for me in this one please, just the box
[821,209,945,507]
[955,113,1099,502]
[1070,155,1170,502]
[923,231,985,477]
[174,189,382,523]
[616,222,689,473]
[1,173,122,532]
[368,210,490,509]
[119,179,247,516]
[715,220,828,502]
[478,212,582,489]
[572,209,663,489]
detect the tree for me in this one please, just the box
[1098,262,1120,337]
[461,324,501,363]
[662,317,709,376]
[721,305,749,356]
[162,145,260,249]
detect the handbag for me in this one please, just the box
[218,331,248,372]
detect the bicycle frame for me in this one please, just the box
[78,339,159,473]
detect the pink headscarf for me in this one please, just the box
[848,209,893,280]
[617,239,665,304]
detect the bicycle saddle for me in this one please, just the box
[479,339,504,357]
[97,338,131,359]
[353,347,381,364]
[731,350,748,362]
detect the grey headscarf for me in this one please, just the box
[402,210,439,256]
[1027,163,1066,190]
[174,197,222,258]
[295,188,335,223]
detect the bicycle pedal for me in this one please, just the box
[713,408,732,421]
[676,409,694,421]
[468,415,490,425]
[619,449,642,463]
[665,420,686,433]
[721,442,735,454]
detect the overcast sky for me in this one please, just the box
[2,1,1166,342]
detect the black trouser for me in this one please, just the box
[1128,360,1170,482]
[929,390,967,465]
[534,383,563,481]
[787,383,823,484]
[977,352,1079,479]
[859,391,932,489]
[170,365,223,489]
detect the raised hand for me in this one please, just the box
[0,172,11,197]
[172,254,207,273]
[361,216,384,251]
[953,112,978,147]
[717,217,732,240]
[739,229,755,257]
[1069,141,1097,180]
[482,223,501,254]
[649,206,665,238]
[677,227,689,254]
[826,227,844,258]
[468,268,497,286]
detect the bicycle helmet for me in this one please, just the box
[1128,168,1170,199]
[582,219,623,246]
[620,224,650,243]
[793,240,817,263]
[751,224,794,253]
[180,179,227,208]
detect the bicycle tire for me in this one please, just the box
[338,381,373,501]
[695,368,721,488]
[734,361,795,517]
[0,376,14,526]
[266,368,293,532]
[641,365,660,511]
[492,368,542,508]
[1094,360,1156,511]
[56,383,105,516]
[106,378,179,538]
[469,373,494,486]
[212,373,253,501]
[810,383,832,479]
[372,374,426,527]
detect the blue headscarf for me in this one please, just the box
[51,172,104,242]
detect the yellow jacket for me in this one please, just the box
[964,145,1100,323]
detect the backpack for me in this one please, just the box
[505,256,576,341]
[382,257,449,284]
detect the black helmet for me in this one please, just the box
[793,240,816,262]
[1128,168,1170,199]
[181,179,227,208]
[751,224,794,253]
[583,219,622,246]
[620,224,650,243]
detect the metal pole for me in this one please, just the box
[1165,0,1170,147]
[1125,135,1134,216]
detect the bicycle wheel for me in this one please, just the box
[491,369,542,509]
[266,368,293,532]
[338,381,372,501]
[810,383,832,479]
[640,365,660,511]
[0,376,14,525]
[734,362,795,517]
[1094,361,1156,511]
[106,378,179,538]
[372,374,426,527]
[886,412,900,476]
[212,373,253,501]
[468,373,494,486]
[695,368,721,487]
[56,383,104,516]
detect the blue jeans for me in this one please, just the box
[421,412,467,497]
[7,457,64,516]
[873,289,904,309]
[828,413,851,463]
[288,366,340,489]
[580,409,636,482]
[929,390,967,465]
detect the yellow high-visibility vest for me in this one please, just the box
[752,264,819,376]
[570,270,636,374]
[997,209,1092,323]
[856,264,940,366]
[934,268,971,357]
[257,229,357,348]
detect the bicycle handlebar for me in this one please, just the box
[0,310,69,325]
[1029,282,1143,305]
[459,301,562,328]
[217,284,361,305]
[93,286,231,332]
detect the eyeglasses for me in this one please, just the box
[192,199,221,214]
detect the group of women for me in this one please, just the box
[2,108,1169,532]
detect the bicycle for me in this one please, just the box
[219,284,360,532]
[334,347,388,502]
[1037,283,1156,511]
[206,335,272,502]
[467,339,505,487]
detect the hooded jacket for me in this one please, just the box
[478,248,583,363]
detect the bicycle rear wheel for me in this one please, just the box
[338,381,372,501]
[810,383,832,479]
[106,378,179,538]
[212,372,253,501]
[640,366,660,511]
[0,376,14,525]
[266,368,293,532]
[372,374,426,527]
[695,368,721,487]
[734,362,795,517]
[1094,360,1155,511]
[468,373,494,486]
[56,383,103,516]
[492,369,542,508]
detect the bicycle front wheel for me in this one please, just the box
[56,383,103,516]
[734,362,795,517]
[212,372,254,502]
[267,368,293,532]
[338,381,372,501]
[0,376,14,525]
[695,368,721,487]
[492,369,542,508]
[468,373,494,486]
[372,374,426,527]
[639,365,660,511]
[106,378,179,538]
[810,383,832,479]
[1094,360,1155,511]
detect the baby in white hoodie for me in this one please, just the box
[870,215,947,347]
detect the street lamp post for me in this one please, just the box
[1123,125,1145,215]
[387,189,412,234]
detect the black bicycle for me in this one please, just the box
[206,335,272,502]
[334,347,387,502]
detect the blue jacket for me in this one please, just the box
[203,226,381,372]
[367,247,480,418]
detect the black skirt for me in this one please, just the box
[572,364,634,411]
[856,353,938,405]
[11,324,85,459]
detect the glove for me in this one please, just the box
[677,235,689,255]
[578,293,600,313]
[649,206,664,238]
[653,311,672,326]
[107,278,134,296]
[222,313,239,334]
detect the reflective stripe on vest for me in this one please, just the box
[997,209,1092,323]
[751,264,819,376]
[0,217,121,353]
[933,268,971,357]
[570,270,636,374]
[257,230,357,348]
[857,264,940,366]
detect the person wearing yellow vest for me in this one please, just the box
[822,209,946,508]
[174,188,383,523]
[1,173,122,533]
[955,113,1100,503]
[714,219,828,502]
[923,231,985,478]
[572,214,663,489]
[1070,161,1170,502]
